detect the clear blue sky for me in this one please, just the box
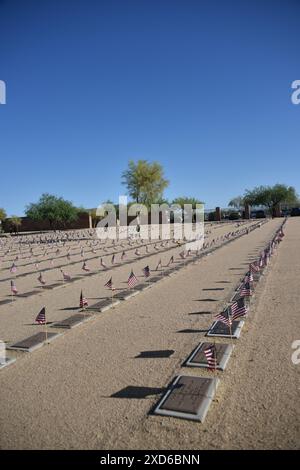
[0,0,299,215]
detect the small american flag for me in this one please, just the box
[230,299,247,320]
[82,261,90,272]
[239,282,251,297]
[35,307,46,325]
[142,265,150,278]
[127,270,138,288]
[249,262,259,273]
[61,270,71,281]
[104,277,114,290]
[79,290,88,308]
[156,259,162,271]
[10,280,18,294]
[37,272,46,285]
[167,255,174,266]
[215,309,232,326]
[10,262,17,273]
[244,271,253,283]
[204,344,217,370]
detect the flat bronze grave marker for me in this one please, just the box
[154,375,219,422]
[206,320,244,339]
[185,342,234,370]
[87,298,120,312]
[7,331,62,352]
[52,313,92,329]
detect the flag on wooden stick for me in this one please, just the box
[37,272,46,285]
[127,270,138,288]
[142,265,150,278]
[156,259,162,271]
[10,280,18,294]
[82,261,90,272]
[204,344,217,370]
[35,307,46,325]
[79,290,88,308]
[104,277,114,290]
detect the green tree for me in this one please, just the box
[10,215,22,234]
[0,208,6,222]
[243,184,298,212]
[26,193,79,229]
[228,196,245,210]
[122,160,169,207]
[0,208,6,232]
[172,196,204,209]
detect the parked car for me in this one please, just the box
[228,211,240,220]
[291,207,300,217]
[250,210,266,219]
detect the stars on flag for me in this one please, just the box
[79,290,88,309]
[142,265,150,278]
[127,270,138,288]
[104,277,115,290]
[35,307,46,325]
[215,309,232,326]
[10,262,17,273]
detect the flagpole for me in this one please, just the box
[111,287,115,308]
[228,311,234,353]
[213,341,217,401]
[45,320,48,344]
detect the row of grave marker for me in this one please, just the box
[0,219,270,376]
[153,219,287,422]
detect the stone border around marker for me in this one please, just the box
[206,320,244,339]
[51,313,93,329]
[184,342,234,371]
[7,332,63,353]
[0,357,16,369]
[153,375,219,422]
